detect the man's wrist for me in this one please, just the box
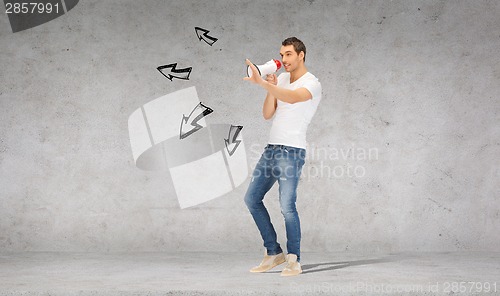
[259,79,271,89]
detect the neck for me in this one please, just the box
[289,63,307,83]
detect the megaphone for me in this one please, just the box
[247,59,282,78]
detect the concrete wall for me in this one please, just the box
[0,0,498,253]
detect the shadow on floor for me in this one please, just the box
[268,256,398,274]
[302,257,396,274]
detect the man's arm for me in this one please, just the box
[260,83,312,104]
[263,92,277,120]
[262,73,278,120]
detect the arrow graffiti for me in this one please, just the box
[180,102,214,139]
[157,63,192,81]
[224,125,243,156]
[195,27,218,46]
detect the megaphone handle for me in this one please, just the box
[247,63,262,77]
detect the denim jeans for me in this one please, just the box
[244,144,306,262]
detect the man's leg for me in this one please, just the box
[276,146,306,263]
[244,148,282,255]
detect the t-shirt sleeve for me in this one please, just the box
[302,77,322,100]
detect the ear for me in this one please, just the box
[299,51,305,61]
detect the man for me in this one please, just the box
[243,37,322,276]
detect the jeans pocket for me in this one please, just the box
[284,146,305,159]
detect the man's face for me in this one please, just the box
[280,45,303,72]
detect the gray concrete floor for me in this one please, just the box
[0,252,499,295]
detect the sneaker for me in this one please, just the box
[280,254,302,276]
[249,250,286,273]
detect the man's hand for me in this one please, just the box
[243,59,265,86]
[265,73,277,85]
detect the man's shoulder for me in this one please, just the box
[302,72,322,99]
[302,72,321,90]
[304,72,320,83]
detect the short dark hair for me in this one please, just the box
[282,37,306,62]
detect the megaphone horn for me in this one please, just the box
[247,59,282,78]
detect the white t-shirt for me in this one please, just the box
[268,72,322,149]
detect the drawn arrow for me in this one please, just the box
[195,27,218,46]
[180,102,214,139]
[224,125,243,156]
[157,63,192,81]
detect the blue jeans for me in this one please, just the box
[244,144,306,262]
